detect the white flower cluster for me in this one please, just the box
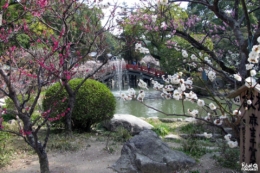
[95,1,110,9]
[205,70,216,82]
[188,109,199,117]
[234,36,260,92]
[224,134,238,148]
[138,79,149,90]
[203,132,212,138]
[135,43,150,54]
[157,0,168,5]
[120,88,136,101]
[151,15,157,23]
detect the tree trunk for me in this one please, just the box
[65,96,75,135]
[38,149,50,173]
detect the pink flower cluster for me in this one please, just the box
[47,108,71,122]
[19,129,32,136]
[41,107,71,122]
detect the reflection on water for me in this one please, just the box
[115,97,202,118]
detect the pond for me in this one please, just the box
[112,90,206,118]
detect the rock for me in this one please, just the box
[111,130,196,173]
[103,114,153,135]
[164,134,182,142]
[158,118,179,123]
[180,133,222,139]
[184,117,196,122]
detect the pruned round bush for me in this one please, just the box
[42,78,116,131]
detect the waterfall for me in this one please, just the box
[113,58,125,93]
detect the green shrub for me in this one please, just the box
[42,78,116,131]
[2,113,15,122]
[4,94,37,122]
[152,124,170,137]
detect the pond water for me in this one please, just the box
[112,90,204,118]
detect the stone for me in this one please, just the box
[164,134,182,142]
[158,118,179,123]
[111,130,196,173]
[103,114,153,135]
[184,117,196,122]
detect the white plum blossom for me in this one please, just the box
[158,0,168,5]
[138,79,149,90]
[219,114,227,119]
[257,36,260,43]
[247,100,252,105]
[250,69,257,76]
[120,93,132,101]
[198,67,203,72]
[161,22,167,29]
[207,71,216,81]
[233,110,241,116]
[204,115,210,121]
[173,90,181,100]
[182,50,188,58]
[203,132,212,138]
[224,134,232,141]
[248,51,259,64]
[252,45,260,53]
[184,77,193,89]
[214,119,223,126]
[197,99,205,107]
[188,109,199,117]
[180,83,186,91]
[190,54,197,61]
[135,43,150,54]
[137,90,145,102]
[151,15,157,22]
[245,77,257,88]
[227,141,238,148]
[233,74,242,81]
[209,103,217,110]
[246,63,254,70]
[184,91,198,102]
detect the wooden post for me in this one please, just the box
[228,86,260,172]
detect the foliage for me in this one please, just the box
[152,123,170,137]
[213,142,240,170]
[180,137,209,159]
[180,122,206,134]
[42,78,116,131]
[114,126,132,142]
[0,131,12,168]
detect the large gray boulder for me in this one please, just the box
[111,130,196,173]
[103,114,153,135]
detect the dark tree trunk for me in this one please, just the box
[85,119,92,132]
[65,96,75,135]
[38,151,50,173]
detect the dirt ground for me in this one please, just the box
[0,136,239,173]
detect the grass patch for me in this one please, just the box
[0,131,14,168]
[152,124,170,137]
[213,142,240,170]
[179,122,206,134]
[179,137,209,159]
